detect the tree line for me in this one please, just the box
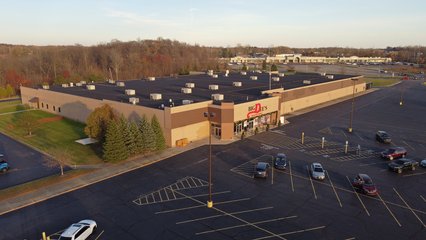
[84,104,166,162]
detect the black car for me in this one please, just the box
[388,158,418,173]
[381,147,407,160]
[376,131,391,144]
[273,153,287,170]
[254,162,270,178]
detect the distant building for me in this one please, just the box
[230,54,391,64]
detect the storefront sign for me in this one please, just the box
[247,103,268,119]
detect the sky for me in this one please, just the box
[1,0,425,48]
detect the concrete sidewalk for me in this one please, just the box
[0,137,233,216]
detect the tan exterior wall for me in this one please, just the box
[280,82,366,114]
[234,96,280,122]
[171,121,209,147]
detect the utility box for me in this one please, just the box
[125,89,136,95]
[129,97,139,105]
[250,76,258,80]
[212,93,224,101]
[233,82,242,87]
[150,93,162,100]
[86,85,96,90]
[185,83,195,88]
[147,77,156,81]
[116,82,125,87]
[181,88,192,94]
[209,84,219,90]
[272,77,280,82]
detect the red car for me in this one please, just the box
[381,147,407,160]
[352,174,378,196]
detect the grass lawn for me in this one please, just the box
[0,100,24,114]
[0,101,103,165]
[364,77,400,87]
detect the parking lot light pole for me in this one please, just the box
[348,78,358,133]
[204,112,215,208]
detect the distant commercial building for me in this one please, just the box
[230,54,391,64]
[21,72,365,147]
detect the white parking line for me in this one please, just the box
[344,237,356,240]
[326,171,342,208]
[359,162,384,167]
[289,161,294,192]
[251,226,326,240]
[155,197,250,214]
[94,230,105,240]
[355,132,364,141]
[307,166,317,200]
[176,207,274,224]
[377,193,402,227]
[196,216,297,235]
[341,130,347,138]
[421,195,426,203]
[403,172,426,177]
[402,140,415,151]
[393,188,425,227]
[346,176,370,216]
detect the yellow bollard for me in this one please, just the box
[42,232,47,240]
[207,200,213,208]
[301,132,305,144]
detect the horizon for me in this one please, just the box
[1,0,425,48]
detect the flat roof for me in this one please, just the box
[46,72,358,109]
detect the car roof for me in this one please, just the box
[312,163,323,168]
[358,173,371,180]
[257,162,268,167]
[276,153,286,157]
[377,130,387,134]
[61,224,83,237]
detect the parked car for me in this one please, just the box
[273,153,287,170]
[0,154,9,173]
[352,174,378,196]
[59,219,97,240]
[310,162,325,180]
[376,131,391,144]
[388,158,419,173]
[381,147,407,160]
[420,159,426,168]
[254,162,270,178]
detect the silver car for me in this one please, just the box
[310,163,326,180]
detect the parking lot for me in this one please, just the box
[1,80,425,239]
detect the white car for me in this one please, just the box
[420,159,426,168]
[59,220,97,240]
[310,163,326,180]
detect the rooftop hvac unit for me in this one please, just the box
[86,85,96,90]
[107,79,115,84]
[278,73,285,77]
[61,83,69,88]
[181,88,192,94]
[233,82,242,87]
[150,93,162,100]
[75,83,82,87]
[185,82,195,88]
[272,77,280,82]
[69,82,74,87]
[250,76,258,80]
[116,82,125,87]
[241,71,247,75]
[212,94,224,101]
[209,84,219,90]
[129,97,139,105]
[326,75,334,79]
[207,70,214,76]
[80,80,86,84]
[42,85,49,90]
[212,74,218,78]
[225,70,229,74]
[225,73,229,77]
[125,89,136,95]
[303,80,311,84]
[182,99,193,105]
[320,72,326,76]
[147,77,156,81]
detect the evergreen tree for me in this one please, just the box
[130,121,144,154]
[117,115,136,156]
[139,115,156,153]
[151,115,166,150]
[271,64,278,71]
[103,120,129,162]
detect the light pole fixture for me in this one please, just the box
[348,78,358,133]
[204,111,215,208]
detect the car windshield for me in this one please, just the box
[275,157,285,163]
[395,160,404,164]
[59,237,72,240]
[363,178,373,185]
[314,167,323,172]
[256,164,267,171]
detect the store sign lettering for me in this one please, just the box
[247,103,268,119]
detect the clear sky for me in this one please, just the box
[1,0,425,48]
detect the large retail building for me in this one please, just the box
[20,71,366,147]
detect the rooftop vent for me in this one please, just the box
[225,70,229,77]
[150,93,162,100]
[212,74,218,78]
[116,82,125,87]
[75,83,82,87]
[233,82,242,87]
[320,72,326,76]
[207,70,214,76]
[80,80,86,85]
[129,97,139,105]
[326,75,334,79]
[303,80,311,84]
[182,99,194,105]
[125,89,136,95]
[69,82,74,87]
[209,84,219,90]
[278,73,285,77]
[250,76,258,80]
[185,83,195,88]
[272,77,280,82]
[61,83,69,88]
[86,85,96,90]
[181,88,192,94]
[107,79,115,84]
[241,71,247,75]
[211,93,224,101]
[147,77,156,81]
[42,84,49,90]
